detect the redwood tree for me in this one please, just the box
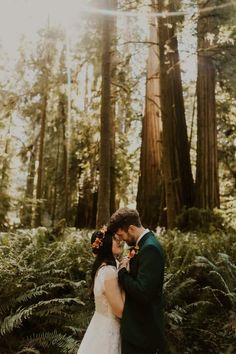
[195,1,220,209]
[96,0,116,228]
[137,11,163,229]
[158,0,194,228]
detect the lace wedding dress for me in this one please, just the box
[77,265,121,354]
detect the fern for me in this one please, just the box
[166,306,186,325]
[27,330,79,353]
[1,227,235,354]
[165,278,197,307]
[208,270,231,293]
[17,348,41,354]
[185,300,213,312]
[1,297,85,335]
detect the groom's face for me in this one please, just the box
[116,227,136,246]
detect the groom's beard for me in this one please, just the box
[126,235,136,247]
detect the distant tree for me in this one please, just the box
[96,0,117,228]
[110,0,118,215]
[15,27,68,227]
[137,7,163,229]
[0,115,12,229]
[20,141,38,227]
[195,1,220,209]
[158,0,194,228]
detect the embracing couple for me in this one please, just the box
[77,208,166,354]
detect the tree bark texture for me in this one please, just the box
[137,13,163,230]
[158,0,194,228]
[21,144,37,227]
[195,3,220,209]
[110,0,118,215]
[96,0,113,228]
[35,93,47,227]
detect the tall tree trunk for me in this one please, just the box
[61,95,70,222]
[75,184,97,229]
[84,64,89,113]
[21,144,37,227]
[35,93,47,227]
[64,36,72,223]
[110,0,118,215]
[158,0,194,228]
[96,0,115,228]
[0,117,12,228]
[52,136,61,225]
[195,3,219,209]
[137,11,163,230]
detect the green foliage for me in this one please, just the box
[160,228,236,353]
[176,207,225,232]
[0,226,235,353]
[0,228,94,354]
[0,190,11,230]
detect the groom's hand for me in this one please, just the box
[118,257,129,271]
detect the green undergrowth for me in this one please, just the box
[0,223,235,353]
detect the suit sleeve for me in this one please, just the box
[118,245,164,305]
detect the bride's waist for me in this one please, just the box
[94,308,119,321]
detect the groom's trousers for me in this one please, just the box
[121,339,157,354]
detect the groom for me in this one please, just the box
[108,208,166,354]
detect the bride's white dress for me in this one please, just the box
[77,265,121,354]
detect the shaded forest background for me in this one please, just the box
[0,1,236,353]
[0,0,235,232]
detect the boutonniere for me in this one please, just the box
[127,245,139,259]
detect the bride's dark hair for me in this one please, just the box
[90,230,117,294]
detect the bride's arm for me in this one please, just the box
[104,276,124,319]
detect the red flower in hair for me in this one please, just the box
[92,237,103,249]
[91,225,107,251]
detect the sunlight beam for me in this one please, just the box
[80,1,236,18]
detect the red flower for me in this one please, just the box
[127,245,139,259]
[92,237,103,249]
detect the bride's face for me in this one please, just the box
[112,235,123,256]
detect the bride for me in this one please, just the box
[77,227,124,354]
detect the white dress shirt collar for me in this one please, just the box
[136,228,150,246]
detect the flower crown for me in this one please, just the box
[91,225,107,252]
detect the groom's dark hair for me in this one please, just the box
[108,207,142,233]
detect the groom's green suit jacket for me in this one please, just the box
[118,231,165,352]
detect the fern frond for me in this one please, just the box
[16,290,48,305]
[64,325,84,336]
[27,330,79,353]
[0,298,84,335]
[202,286,233,308]
[163,269,186,291]
[166,306,186,325]
[36,279,86,292]
[17,348,41,354]
[185,300,213,312]
[218,253,236,280]
[194,256,218,271]
[165,278,197,305]
[0,290,47,317]
[1,307,34,335]
[208,270,231,293]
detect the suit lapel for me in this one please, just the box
[130,232,152,275]
[138,231,152,249]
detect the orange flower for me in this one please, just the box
[92,237,103,249]
[127,245,139,259]
[91,225,107,251]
